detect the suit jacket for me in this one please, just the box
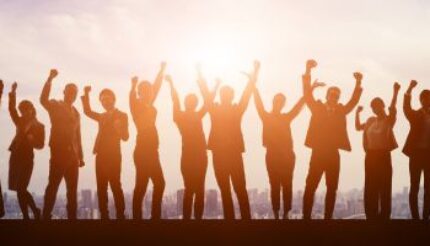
[403,94,430,157]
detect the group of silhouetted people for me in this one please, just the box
[0,59,429,221]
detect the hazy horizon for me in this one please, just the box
[1,0,430,196]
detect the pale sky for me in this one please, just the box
[0,0,430,195]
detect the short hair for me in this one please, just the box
[420,90,430,103]
[327,86,341,94]
[370,97,384,108]
[99,89,115,101]
[18,100,36,117]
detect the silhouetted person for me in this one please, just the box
[355,82,400,220]
[130,62,166,220]
[302,60,362,219]
[403,80,430,220]
[205,61,260,220]
[40,69,84,220]
[165,68,220,220]
[81,86,129,220]
[8,82,45,220]
[0,79,5,219]
[254,81,323,219]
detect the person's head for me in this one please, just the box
[99,89,116,111]
[420,90,430,108]
[137,81,153,103]
[18,100,36,120]
[370,97,385,116]
[220,85,234,105]
[63,83,78,105]
[184,93,198,111]
[326,86,341,105]
[272,93,286,113]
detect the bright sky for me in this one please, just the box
[0,0,430,195]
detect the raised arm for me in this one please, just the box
[0,80,4,106]
[165,75,181,121]
[40,69,58,110]
[288,81,325,120]
[8,82,20,126]
[343,72,363,114]
[355,106,365,131]
[387,82,401,126]
[253,87,267,120]
[80,86,101,121]
[302,59,319,111]
[238,61,260,115]
[129,76,139,118]
[197,75,221,117]
[403,80,417,121]
[151,62,167,104]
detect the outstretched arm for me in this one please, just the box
[197,76,221,117]
[129,76,139,118]
[151,62,167,104]
[355,106,365,131]
[238,61,260,116]
[387,82,401,127]
[288,81,325,120]
[343,72,363,114]
[8,82,20,126]
[404,80,417,121]
[302,60,319,112]
[165,75,181,122]
[0,80,4,106]
[253,87,267,120]
[40,69,58,110]
[81,86,101,121]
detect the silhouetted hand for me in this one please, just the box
[394,82,401,92]
[49,69,58,80]
[311,80,326,90]
[11,82,17,93]
[356,106,363,114]
[165,75,173,86]
[306,59,318,70]
[84,86,91,95]
[79,160,85,168]
[406,80,418,94]
[160,62,167,72]
[353,72,363,82]
[131,76,139,87]
[0,80,4,94]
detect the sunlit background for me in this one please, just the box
[1,0,430,196]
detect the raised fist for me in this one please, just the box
[394,82,401,92]
[409,80,418,89]
[306,59,318,70]
[49,69,58,79]
[160,62,167,71]
[84,86,91,94]
[0,80,4,92]
[353,72,363,82]
[11,82,18,92]
[131,76,139,86]
[311,80,326,90]
[356,106,364,113]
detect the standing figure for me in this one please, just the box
[81,86,129,220]
[165,68,220,220]
[355,82,400,220]
[253,80,323,219]
[403,80,430,220]
[302,60,362,219]
[204,61,260,220]
[0,79,5,219]
[40,69,84,220]
[8,82,45,220]
[130,62,166,220]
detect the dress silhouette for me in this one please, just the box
[130,63,166,219]
[40,69,84,220]
[302,60,362,219]
[0,79,5,219]
[166,70,220,220]
[8,82,45,220]
[403,80,430,220]
[355,82,400,220]
[206,61,259,220]
[81,86,129,220]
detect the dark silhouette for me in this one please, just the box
[302,60,362,219]
[253,81,323,219]
[165,67,220,220]
[40,69,84,220]
[355,82,400,220]
[81,86,129,220]
[8,82,45,220]
[0,79,5,219]
[403,80,430,220]
[130,62,166,220]
[205,61,260,220]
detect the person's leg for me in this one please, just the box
[64,164,79,220]
[109,157,125,220]
[281,153,295,219]
[364,152,378,220]
[0,183,4,218]
[266,151,281,219]
[409,154,422,220]
[324,150,340,220]
[96,155,109,219]
[422,154,430,220]
[230,153,251,220]
[212,151,234,220]
[380,152,392,220]
[132,152,149,220]
[42,161,64,220]
[193,154,208,220]
[181,155,193,220]
[303,150,324,220]
[149,151,165,220]
[24,190,40,219]
[17,190,30,219]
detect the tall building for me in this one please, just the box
[80,189,93,219]
[176,189,184,218]
[205,189,218,218]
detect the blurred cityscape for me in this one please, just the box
[1,187,420,219]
